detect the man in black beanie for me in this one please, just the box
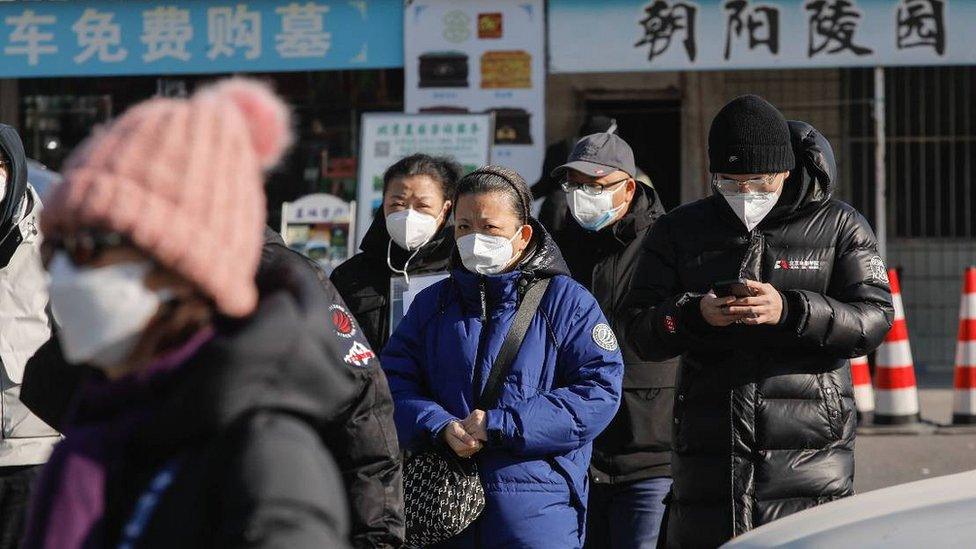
[618,95,893,547]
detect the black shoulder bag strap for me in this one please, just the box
[476,277,551,410]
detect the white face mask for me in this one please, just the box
[457,229,523,275]
[718,184,784,231]
[0,170,7,204]
[48,252,171,370]
[386,208,441,251]
[568,182,627,232]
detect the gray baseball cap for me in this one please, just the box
[552,132,637,180]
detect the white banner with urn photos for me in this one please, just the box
[549,0,973,73]
[404,0,546,185]
[356,112,493,246]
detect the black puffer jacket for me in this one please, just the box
[25,259,357,548]
[23,229,405,549]
[331,214,454,351]
[555,183,676,484]
[260,229,404,549]
[619,122,894,547]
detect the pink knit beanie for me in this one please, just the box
[41,78,292,318]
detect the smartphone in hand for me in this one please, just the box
[713,278,752,298]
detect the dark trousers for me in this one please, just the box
[0,465,41,549]
[585,477,671,549]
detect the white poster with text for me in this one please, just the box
[356,112,492,245]
[404,0,546,185]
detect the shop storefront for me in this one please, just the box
[2,0,405,227]
[3,0,975,371]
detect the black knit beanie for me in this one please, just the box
[708,95,795,175]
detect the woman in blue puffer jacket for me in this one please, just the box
[382,166,624,548]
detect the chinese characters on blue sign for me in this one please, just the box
[0,0,403,77]
[550,0,970,73]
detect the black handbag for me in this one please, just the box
[403,278,551,548]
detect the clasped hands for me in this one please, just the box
[700,279,783,327]
[442,409,488,458]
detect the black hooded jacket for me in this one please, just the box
[260,229,404,549]
[555,183,676,484]
[22,229,406,549]
[25,259,357,548]
[0,124,30,268]
[0,124,27,231]
[619,122,894,547]
[331,214,454,351]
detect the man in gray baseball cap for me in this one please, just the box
[554,132,637,181]
[551,132,673,549]
[552,132,641,232]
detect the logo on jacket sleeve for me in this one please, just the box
[330,304,357,339]
[869,256,889,284]
[344,341,375,367]
[774,259,821,270]
[592,323,619,352]
[664,315,677,334]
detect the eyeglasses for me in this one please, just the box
[712,174,779,193]
[561,177,628,196]
[42,231,129,265]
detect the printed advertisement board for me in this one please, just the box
[356,112,492,245]
[404,0,546,184]
[281,193,355,276]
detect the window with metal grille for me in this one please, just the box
[842,67,976,238]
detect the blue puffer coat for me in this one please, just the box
[382,223,624,548]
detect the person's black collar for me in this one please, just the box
[0,189,32,269]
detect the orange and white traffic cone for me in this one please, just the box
[872,269,921,426]
[952,267,976,425]
[850,356,874,425]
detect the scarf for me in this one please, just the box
[21,328,214,549]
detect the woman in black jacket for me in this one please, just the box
[332,154,461,351]
[22,79,351,549]
[23,228,405,549]
[620,97,893,547]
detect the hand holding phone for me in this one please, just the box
[713,278,753,299]
[700,292,740,327]
[701,279,769,327]
[724,279,784,325]
[700,278,750,327]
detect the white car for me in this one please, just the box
[723,470,976,548]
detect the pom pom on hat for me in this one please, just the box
[206,78,293,169]
[42,77,295,318]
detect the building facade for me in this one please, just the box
[547,65,975,372]
[0,0,971,371]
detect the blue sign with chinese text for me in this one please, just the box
[550,0,974,72]
[0,0,403,77]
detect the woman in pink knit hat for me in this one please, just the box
[21,79,354,549]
